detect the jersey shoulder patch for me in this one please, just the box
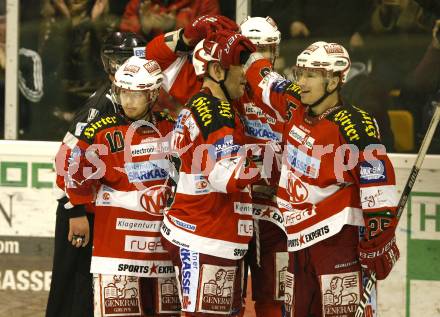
[329,103,381,150]
[187,93,235,139]
[79,114,121,143]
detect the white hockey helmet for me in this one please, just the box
[114,56,163,91]
[240,16,281,46]
[240,16,280,62]
[295,41,351,84]
[192,39,220,77]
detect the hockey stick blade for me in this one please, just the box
[356,100,440,317]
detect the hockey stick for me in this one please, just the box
[356,100,440,317]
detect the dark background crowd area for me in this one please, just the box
[0,0,439,153]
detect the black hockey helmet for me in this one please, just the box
[101,32,147,76]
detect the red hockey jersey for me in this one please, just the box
[161,90,261,259]
[146,33,302,232]
[276,102,398,252]
[62,111,176,277]
[240,55,302,231]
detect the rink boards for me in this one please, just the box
[0,140,439,317]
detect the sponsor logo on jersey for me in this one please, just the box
[233,248,247,257]
[140,185,172,216]
[83,116,117,139]
[124,159,169,183]
[354,106,379,139]
[238,220,253,236]
[289,125,315,149]
[117,263,175,275]
[244,104,277,125]
[252,205,284,225]
[118,264,150,274]
[198,264,236,314]
[286,144,320,178]
[244,103,264,117]
[130,140,169,157]
[284,206,316,226]
[286,172,309,204]
[320,271,361,316]
[157,277,181,313]
[244,119,282,142]
[194,175,210,194]
[161,222,171,235]
[360,185,397,210]
[116,218,162,232]
[233,202,253,215]
[180,248,199,312]
[124,236,167,253]
[359,160,386,183]
[288,225,330,248]
[217,101,233,119]
[192,96,213,126]
[333,110,360,142]
[100,275,141,315]
[211,136,240,159]
[170,216,197,232]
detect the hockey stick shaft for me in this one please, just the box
[356,101,440,317]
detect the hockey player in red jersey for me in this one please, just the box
[58,56,180,316]
[145,14,303,316]
[159,31,262,316]
[238,16,290,317]
[48,32,146,317]
[272,42,400,317]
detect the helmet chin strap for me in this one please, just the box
[207,69,233,103]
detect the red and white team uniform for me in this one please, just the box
[240,55,303,307]
[147,32,302,236]
[61,111,181,316]
[146,31,304,307]
[248,51,399,315]
[162,89,260,258]
[243,44,402,314]
[147,33,256,257]
[162,89,261,315]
